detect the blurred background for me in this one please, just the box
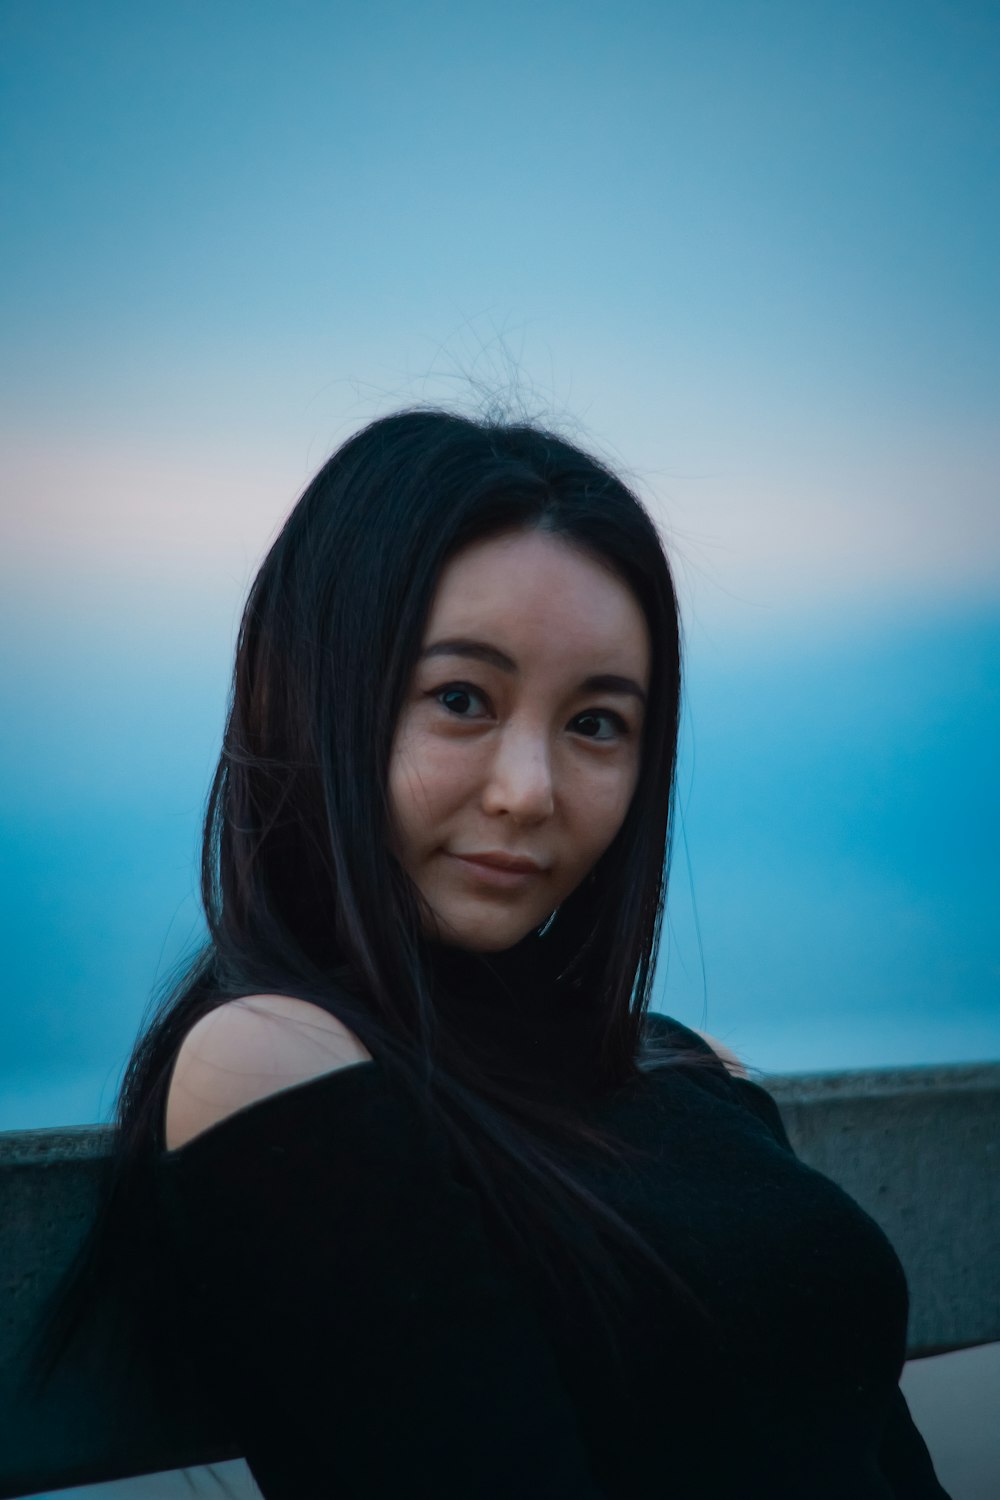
[1,2,997,1493]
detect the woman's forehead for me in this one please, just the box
[423,530,650,683]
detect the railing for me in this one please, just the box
[1,1062,998,1499]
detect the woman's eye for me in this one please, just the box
[572,710,627,741]
[435,684,489,718]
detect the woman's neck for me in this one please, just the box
[425,936,602,1097]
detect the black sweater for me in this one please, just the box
[153,994,949,1498]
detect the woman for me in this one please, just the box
[113,410,947,1497]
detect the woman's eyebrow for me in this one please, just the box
[419,640,647,705]
[420,638,516,672]
[582,673,647,705]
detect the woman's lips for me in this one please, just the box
[447,851,546,888]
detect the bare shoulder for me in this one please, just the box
[164,994,373,1152]
[690,1029,747,1079]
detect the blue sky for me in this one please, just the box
[1,0,998,1127]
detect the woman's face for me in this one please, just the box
[389,528,651,952]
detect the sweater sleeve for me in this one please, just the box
[154,1060,605,1500]
[729,1074,798,1152]
[730,1082,953,1498]
[876,1385,953,1498]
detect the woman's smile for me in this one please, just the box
[445,849,548,891]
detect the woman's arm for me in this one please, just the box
[157,998,605,1499]
[877,1385,953,1498]
[721,1070,952,1498]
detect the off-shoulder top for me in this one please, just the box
[151,994,949,1499]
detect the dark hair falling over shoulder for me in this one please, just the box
[43,409,707,1381]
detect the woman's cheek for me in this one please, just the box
[412,734,475,802]
[576,758,636,821]
[579,774,637,861]
[390,725,474,834]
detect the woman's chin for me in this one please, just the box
[422,905,539,954]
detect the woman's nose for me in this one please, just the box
[481,729,555,822]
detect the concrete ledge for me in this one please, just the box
[766,1062,1000,1357]
[0,1062,997,1497]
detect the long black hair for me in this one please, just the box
[53,409,694,1380]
